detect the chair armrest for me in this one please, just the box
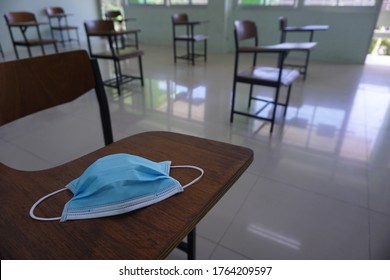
[174,20,209,26]
[8,21,49,27]
[238,46,290,54]
[48,13,74,18]
[88,29,140,37]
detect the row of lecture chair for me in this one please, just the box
[1,9,208,95]
[1,8,321,134]
[2,8,144,96]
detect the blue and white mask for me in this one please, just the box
[30,153,204,222]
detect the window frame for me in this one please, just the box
[237,0,377,8]
[126,0,208,5]
[237,0,299,7]
[303,0,375,7]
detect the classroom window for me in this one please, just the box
[127,0,208,4]
[127,0,164,4]
[170,0,208,4]
[238,0,297,6]
[382,0,390,10]
[303,0,375,6]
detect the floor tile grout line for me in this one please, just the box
[205,175,263,260]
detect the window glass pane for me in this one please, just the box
[339,0,375,5]
[128,0,165,4]
[170,0,189,4]
[128,0,207,4]
[127,0,145,4]
[239,0,264,4]
[170,0,187,3]
[304,0,375,5]
[170,0,208,4]
[146,0,164,4]
[267,0,296,5]
[192,0,208,4]
[238,0,296,6]
[303,0,337,5]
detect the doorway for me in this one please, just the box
[366,0,390,65]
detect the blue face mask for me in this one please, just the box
[30,154,204,222]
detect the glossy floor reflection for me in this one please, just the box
[1,45,390,260]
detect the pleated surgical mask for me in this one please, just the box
[30,153,204,222]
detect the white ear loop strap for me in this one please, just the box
[171,165,204,189]
[29,187,68,221]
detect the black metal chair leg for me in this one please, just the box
[230,80,237,123]
[177,228,196,260]
[284,85,293,117]
[187,229,196,260]
[138,56,144,86]
[303,50,311,80]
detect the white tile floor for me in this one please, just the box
[1,44,390,260]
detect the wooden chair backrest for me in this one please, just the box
[172,13,189,24]
[4,12,36,24]
[0,50,95,125]
[105,10,122,19]
[46,7,65,16]
[0,50,113,145]
[234,20,259,52]
[84,19,115,34]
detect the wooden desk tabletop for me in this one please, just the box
[0,131,253,259]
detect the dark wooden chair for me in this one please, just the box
[171,13,208,65]
[105,10,137,49]
[84,19,144,95]
[46,7,80,47]
[0,50,113,146]
[231,20,300,133]
[4,11,58,59]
